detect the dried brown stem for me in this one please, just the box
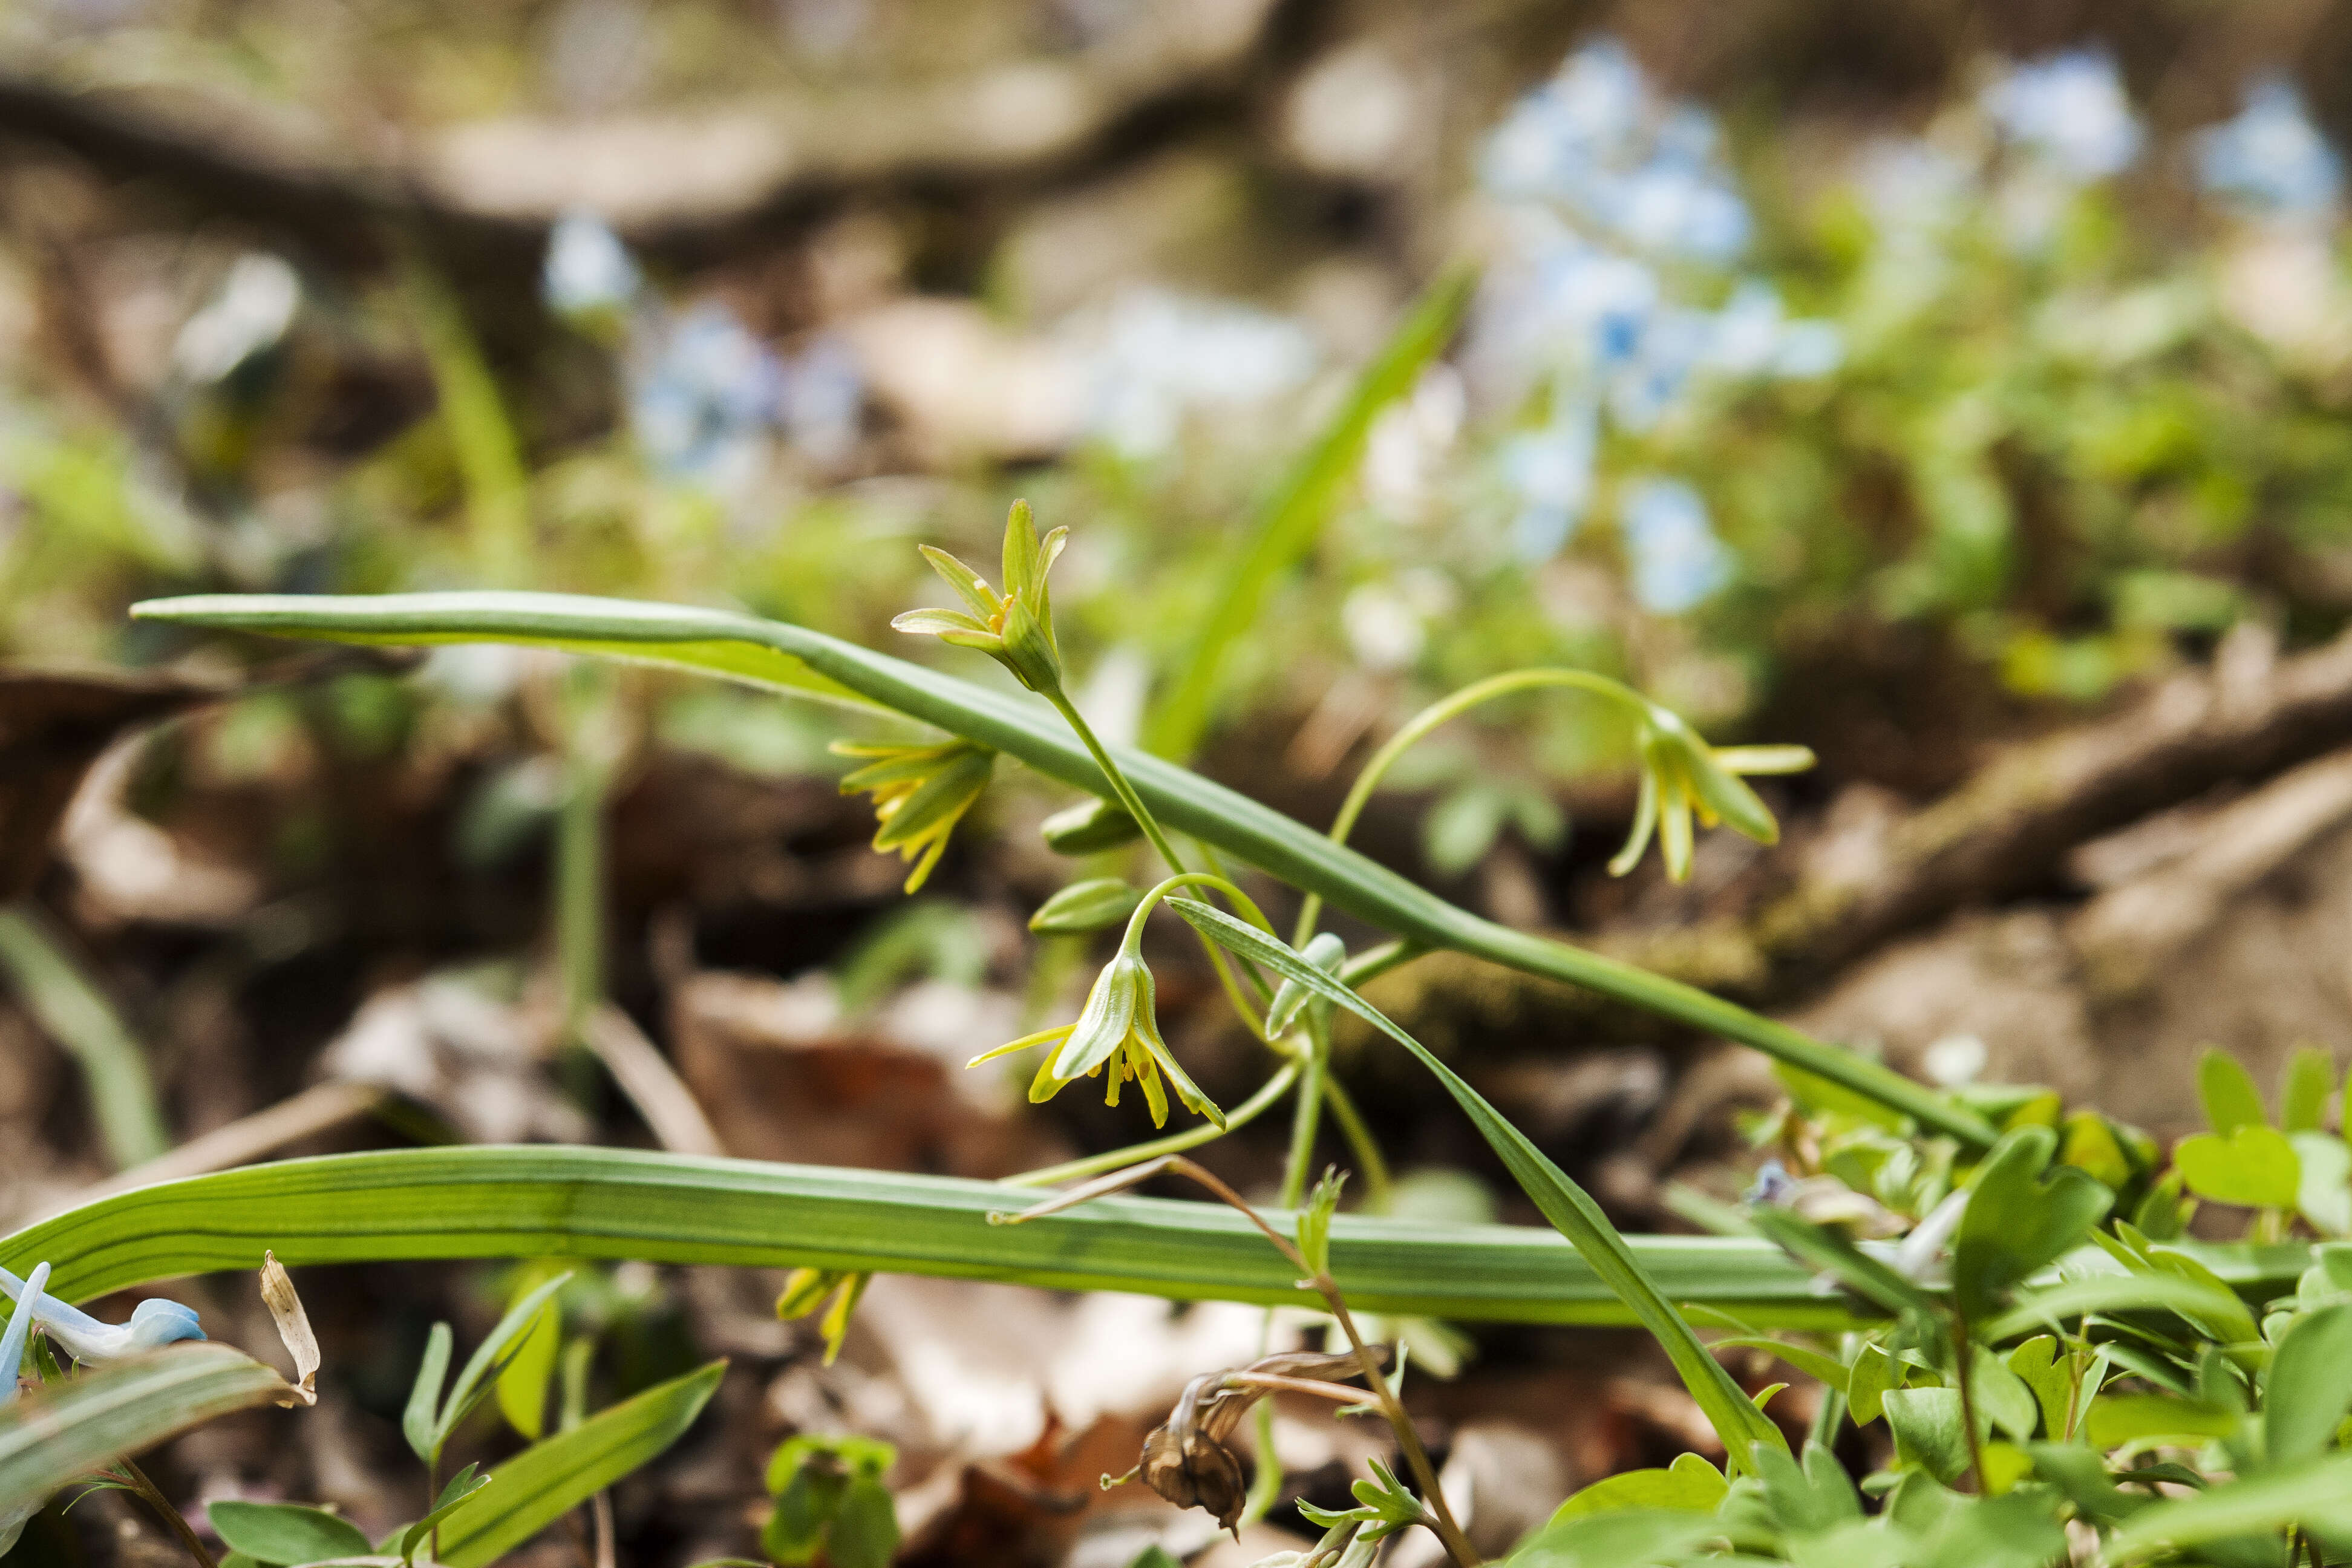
[999,1156,1477,1567]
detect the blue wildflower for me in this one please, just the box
[1743,1160,1795,1206]
[1079,287,1319,460]
[1706,281,1844,380]
[1527,240,1659,371]
[1621,477,1731,613]
[543,211,643,323]
[1479,39,1750,266]
[630,302,786,485]
[777,334,865,468]
[2196,77,2342,218]
[0,1263,50,1554]
[1982,50,2143,181]
[1499,400,1598,559]
[0,1262,204,1364]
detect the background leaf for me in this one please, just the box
[2198,1048,2267,1136]
[205,1501,372,1566]
[0,1345,287,1516]
[2264,1301,2352,1465]
[2175,1125,2300,1209]
[1168,899,1789,1472]
[433,1361,724,1568]
[128,589,1999,1148]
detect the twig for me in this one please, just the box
[581,1005,725,1158]
[111,1458,221,1568]
[61,1080,389,1209]
[0,0,1289,263]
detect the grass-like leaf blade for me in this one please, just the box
[129,589,1992,1147]
[1166,898,1789,1472]
[0,1344,287,1515]
[2,1146,1868,1330]
[1145,264,1475,762]
[433,1361,724,1567]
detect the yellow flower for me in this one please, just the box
[1609,710,1814,883]
[834,737,994,892]
[971,950,1224,1129]
[892,499,1068,694]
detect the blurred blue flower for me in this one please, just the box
[1743,1160,1795,1206]
[1523,237,1660,371]
[1608,305,1712,431]
[1621,477,1730,612]
[1498,400,1598,559]
[171,255,300,385]
[1982,50,2143,182]
[0,1262,48,1554]
[777,334,864,468]
[0,1261,204,1364]
[1479,39,1749,266]
[1079,287,1319,459]
[543,210,643,322]
[1855,137,1973,237]
[1480,39,1646,199]
[2196,77,2342,218]
[630,302,786,485]
[1705,281,1844,379]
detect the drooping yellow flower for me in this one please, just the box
[1610,710,1814,883]
[971,950,1224,1129]
[834,737,994,892]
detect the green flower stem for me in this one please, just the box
[1279,1024,1330,1211]
[557,663,612,1048]
[0,904,170,1171]
[1002,1058,1302,1188]
[1045,688,1186,875]
[1319,1071,1393,1210]
[1295,668,1649,946]
[127,592,1996,1149]
[1048,690,1272,1021]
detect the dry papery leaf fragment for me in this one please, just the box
[260,1250,319,1407]
[1130,1348,1388,1535]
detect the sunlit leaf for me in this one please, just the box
[434,1361,724,1568]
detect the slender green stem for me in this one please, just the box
[1048,690,1187,877]
[1320,1073,1393,1210]
[1244,1014,1334,1531]
[1295,668,1647,946]
[1279,1027,1330,1212]
[117,1457,220,1568]
[1952,1316,1987,1494]
[0,904,169,1170]
[1005,1059,1301,1187]
[557,664,612,1048]
[1808,1339,1851,1451]
[1053,693,1272,1019]
[127,592,1999,1148]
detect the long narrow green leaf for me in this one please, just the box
[0,1148,2309,1329]
[3,1146,1863,1329]
[1145,264,1477,761]
[2103,1451,2352,1561]
[1167,899,1788,1473]
[1978,1271,2257,1344]
[434,1361,724,1567]
[0,906,169,1169]
[0,1344,288,1514]
[128,590,1990,1146]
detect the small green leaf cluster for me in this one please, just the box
[760,1434,898,1568]
[202,1269,720,1568]
[1581,1047,2352,1565]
